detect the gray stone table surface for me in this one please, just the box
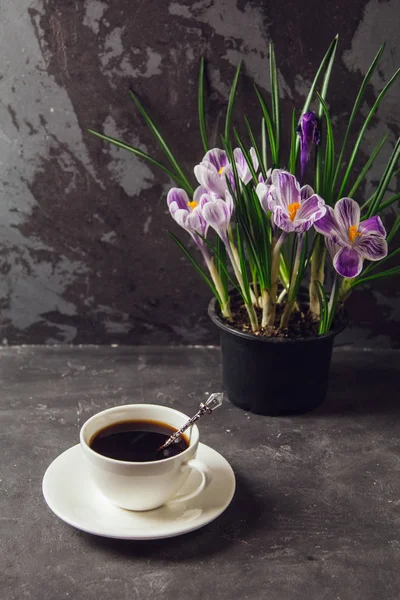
[2,345,400,600]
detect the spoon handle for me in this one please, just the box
[159,393,223,451]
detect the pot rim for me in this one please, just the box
[208,295,347,344]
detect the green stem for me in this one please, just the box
[279,254,290,290]
[326,274,339,330]
[246,303,259,333]
[261,118,267,172]
[277,288,288,304]
[226,242,244,290]
[207,259,231,319]
[309,235,326,317]
[267,232,287,326]
[225,238,259,331]
[252,279,260,308]
[280,234,303,328]
[339,277,353,304]
[261,288,270,328]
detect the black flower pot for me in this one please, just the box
[208,297,346,416]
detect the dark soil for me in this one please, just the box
[223,300,320,339]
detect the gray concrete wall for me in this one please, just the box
[0,0,399,345]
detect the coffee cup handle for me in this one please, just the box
[167,459,213,505]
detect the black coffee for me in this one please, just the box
[89,419,189,462]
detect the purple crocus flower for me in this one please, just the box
[256,180,271,214]
[167,187,208,247]
[194,149,232,197]
[199,189,234,243]
[260,169,326,233]
[233,147,259,185]
[297,111,320,180]
[314,197,388,278]
[194,147,258,196]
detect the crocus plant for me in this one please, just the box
[89,36,400,336]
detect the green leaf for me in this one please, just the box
[225,61,242,141]
[337,67,400,200]
[288,109,297,175]
[388,215,400,245]
[375,191,400,213]
[87,129,190,193]
[360,191,376,212]
[129,90,193,194]
[333,44,385,193]
[233,128,258,184]
[197,233,242,295]
[216,236,229,295]
[317,37,338,120]
[352,266,400,287]
[269,42,280,164]
[290,234,309,302]
[261,117,268,172]
[244,115,267,181]
[349,134,388,200]
[295,35,339,159]
[361,167,400,211]
[316,92,335,201]
[168,232,221,303]
[304,231,319,269]
[236,222,252,304]
[198,56,209,153]
[279,253,290,289]
[314,140,323,195]
[254,85,277,165]
[326,276,340,331]
[366,137,400,217]
[314,39,338,197]
[289,235,298,281]
[237,186,272,291]
[361,247,400,278]
[315,280,329,334]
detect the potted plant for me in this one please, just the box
[89,36,400,415]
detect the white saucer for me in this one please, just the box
[42,443,235,540]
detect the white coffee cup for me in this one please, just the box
[80,403,213,511]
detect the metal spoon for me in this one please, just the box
[158,393,224,451]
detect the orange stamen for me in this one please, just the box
[187,200,198,210]
[288,202,301,222]
[218,166,225,176]
[348,225,361,243]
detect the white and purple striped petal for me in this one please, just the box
[313,205,341,238]
[167,187,208,245]
[268,170,326,233]
[300,184,314,201]
[202,148,228,173]
[325,236,341,260]
[272,206,295,233]
[201,198,232,241]
[359,215,386,237]
[186,208,208,238]
[292,195,326,233]
[333,247,363,278]
[233,147,259,185]
[270,170,300,211]
[193,185,210,204]
[194,162,227,197]
[167,188,190,211]
[225,189,234,215]
[335,197,360,235]
[256,181,271,214]
[296,194,326,222]
[354,233,388,261]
